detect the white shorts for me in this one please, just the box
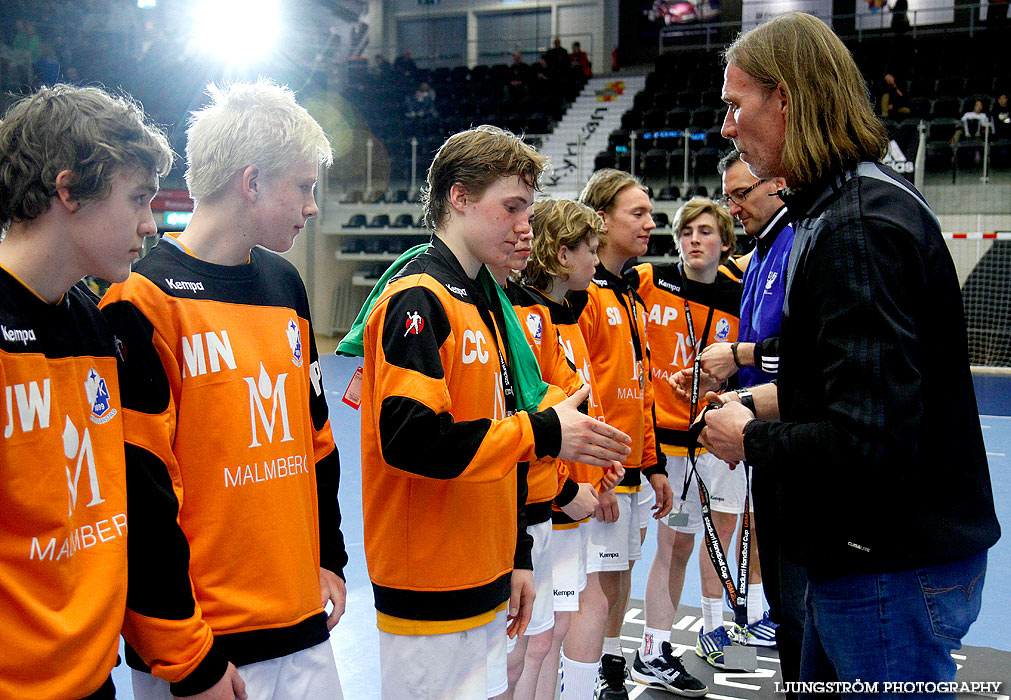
[586,492,642,573]
[637,476,655,529]
[662,452,749,534]
[525,520,555,636]
[132,639,342,700]
[550,524,588,612]
[379,609,508,700]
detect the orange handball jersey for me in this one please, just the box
[507,282,611,520]
[0,271,127,700]
[101,240,345,695]
[626,262,741,454]
[568,264,665,491]
[362,241,562,635]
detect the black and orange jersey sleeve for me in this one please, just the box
[101,294,227,695]
[304,317,347,580]
[367,281,560,481]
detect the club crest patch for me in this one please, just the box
[85,367,117,424]
[404,311,425,336]
[526,313,543,344]
[714,317,731,342]
[765,271,778,290]
[286,319,303,367]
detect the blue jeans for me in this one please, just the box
[800,550,987,700]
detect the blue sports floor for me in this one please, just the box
[111,355,1011,698]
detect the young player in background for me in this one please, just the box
[626,197,741,687]
[502,199,622,700]
[561,169,673,700]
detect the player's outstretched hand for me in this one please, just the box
[174,663,246,700]
[561,482,599,521]
[506,569,535,639]
[593,489,620,523]
[554,385,630,468]
[599,463,625,492]
[669,367,720,403]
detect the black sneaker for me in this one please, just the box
[595,653,630,700]
[630,642,709,697]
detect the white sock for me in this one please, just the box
[602,636,622,658]
[560,652,598,700]
[747,582,765,624]
[639,626,671,662]
[702,597,723,635]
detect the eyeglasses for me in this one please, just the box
[718,179,769,207]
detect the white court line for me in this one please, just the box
[986,452,1006,457]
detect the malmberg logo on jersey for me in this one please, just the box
[31,414,127,562]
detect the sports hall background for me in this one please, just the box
[2,0,1007,696]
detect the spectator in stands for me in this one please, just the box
[990,93,1009,136]
[9,19,40,85]
[371,53,393,80]
[393,49,417,80]
[508,52,530,100]
[543,37,569,75]
[891,0,910,33]
[405,80,437,118]
[879,72,908,118]
[530,56,552,95]
[570,42,591,78]
[961,99,993,138]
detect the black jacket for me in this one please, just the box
[743,162,1000,574]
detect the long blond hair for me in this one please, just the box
[725,12,886,186]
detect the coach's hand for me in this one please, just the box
[699,343,739,383]
[506,568,535,639]
[553,385,630,469]
[698,400,752,464]
[561,482,599,521]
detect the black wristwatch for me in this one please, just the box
[737,387,756,415]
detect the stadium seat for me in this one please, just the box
[344,214,367,228]
[642,149,669,179]
[690,106,717,129]
[931,97,962,120]
[666,108,691,130]
[657,185,681,201]
[367,214,391,229]
[392,213,416,228]
[595,152,616,171]
[608,130,631,150]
